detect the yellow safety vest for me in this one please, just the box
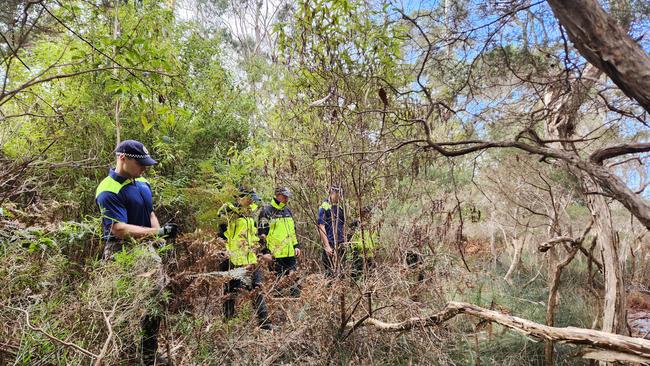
[265,200,298,258]
[349,227,378,258]
[220,203,260,266]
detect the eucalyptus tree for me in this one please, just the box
[277,0,650,359]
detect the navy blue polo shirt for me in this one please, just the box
[317,198,345,246]
[96,169,153,239]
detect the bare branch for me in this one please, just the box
[348,301,650,362]
[6,306,98,360]
[93,301,117,366]
[590,143,650,164]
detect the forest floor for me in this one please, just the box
[628,291,650,339]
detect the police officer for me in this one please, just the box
[217,186,272,329]
[95,139,177,366]
[258,187,301,297]
[317,185,346,276]
[348,205,379,278]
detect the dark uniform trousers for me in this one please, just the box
[219,260,270,327]
[272,256,300,297]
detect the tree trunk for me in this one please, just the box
[544,243,558,366]
[112,0,120,145]
[504,237,524,285]
[586,179,627,334]
[546,0,650,113]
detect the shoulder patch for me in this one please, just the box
[96,176,123,198]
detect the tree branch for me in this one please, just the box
[6,306,98,360]
[348,301,650,362]
[590,143,650,164]
[546,0,650,113]
[93,301,117,366]
[0,66,176,106]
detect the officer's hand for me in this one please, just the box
[295,248,301,257]
[324,245,333,256]
[158,223,179,239]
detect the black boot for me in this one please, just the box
[223,298,235,319]
[141,314,164,365]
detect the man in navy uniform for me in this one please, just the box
[95,139,177,365]
[317,185,346,276]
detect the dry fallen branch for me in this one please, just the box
[348,301,650,363]
[6,306,98,360]
[93,301,118,366]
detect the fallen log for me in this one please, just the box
[347,301,650,363]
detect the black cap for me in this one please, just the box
[115,140,157,166]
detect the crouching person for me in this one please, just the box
[348,205,379,278]
[217,186,272,330]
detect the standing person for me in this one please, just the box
[317,185,346,276]
[217,186,272,330]
[258,187,301,297]
[348,205,379,278]
[95,139,178,366]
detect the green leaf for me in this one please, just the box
[166,113,175,129]
[141,114,153,132]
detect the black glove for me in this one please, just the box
[158,223,179,239]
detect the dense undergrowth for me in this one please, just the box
[0,200,602,366]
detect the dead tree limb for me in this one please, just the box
[348,301,650,362]
[93,301,117,366]
[7,306,98,360]
[538,219,593,252]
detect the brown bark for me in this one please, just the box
[542,221,593,365]
[546,0,650,113]
[544,242,559,366]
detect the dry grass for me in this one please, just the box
[628,292,650,311]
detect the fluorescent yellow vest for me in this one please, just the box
[266,200,298,258]
[349,227,378,258]
[221,203,259,266]
[95,176,149,198]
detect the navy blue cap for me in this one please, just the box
[238,185,260,202]
[274,186,292,197]
[114,140,157,166]
[330,185,343,193]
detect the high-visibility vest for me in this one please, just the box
[349,227,378,258]
[220,203,259,266]
[264,200,298,258]
[95,176,150,227]
[95,176,149,198]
